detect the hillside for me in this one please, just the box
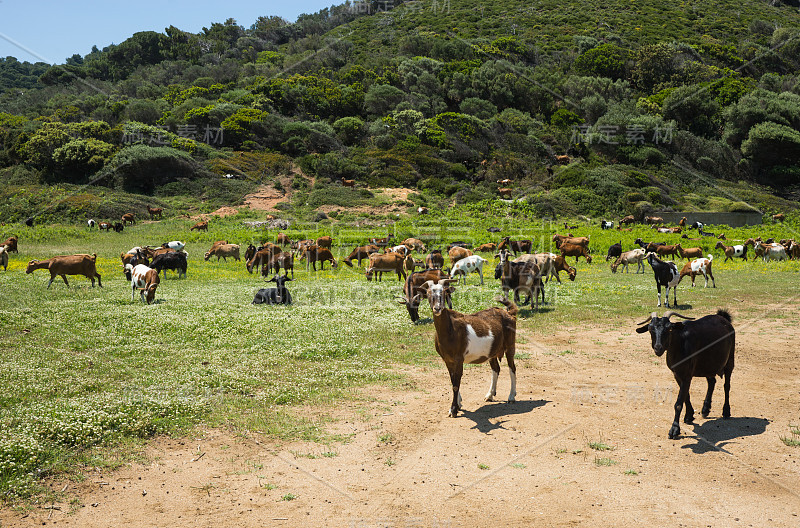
[1,0,799,223]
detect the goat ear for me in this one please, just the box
[635,325,650,334]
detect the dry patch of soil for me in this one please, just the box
[4,315,799,528]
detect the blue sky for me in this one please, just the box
[0,0,339,64]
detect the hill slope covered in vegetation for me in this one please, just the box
[1,0,799,223]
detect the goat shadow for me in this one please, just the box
[682,416,770,454]
[460,399,549,434]
[517,306,554,317]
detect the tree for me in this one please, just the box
[364,84,404,115]
[630,43,678,93]
[574,44,628,80]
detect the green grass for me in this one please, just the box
[594,457,618,467]
[589,441,615,452]
[780,426,800,447]
[478,463,490,470]
[1,213,798,501]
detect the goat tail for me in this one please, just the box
[716,309,732,323]
[495,295,518,317]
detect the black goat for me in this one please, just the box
[151,251,187,279]
[636,310,735,439]
[646,253,680,308]
[495,249,542,309]
[253,275,293,305]
[606,241,622,262]
[600,220,613,230]
[113,222,124,232]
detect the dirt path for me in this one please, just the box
[3,318,799,528]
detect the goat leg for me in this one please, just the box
[684,391,695,424]
[485,358,500,402]
[670,377,692,439]
[701,376,716,418]
[722,371,732,418]
[448,362,464,417]
[506,349,517,402]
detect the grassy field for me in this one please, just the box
[1,213,798,502]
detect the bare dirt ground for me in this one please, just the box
[3,316,799,528]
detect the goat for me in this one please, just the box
[246,245,279,273]
[656,226,682,234]
[0,245,8,271]
[636,310,735,439]
[755,241,787,262]
[487,227,502,233]
[131,264,160,304]
[690,221,704,230]
[448,246,473,267]
[646,253,680,308]
[162,241,186,252]
[416,278,518,417]
[396,268,452,322]
[498,187,513,198]
[426,249,445,269]
[121,248,150,280]
[299,246,337,271]
[365,252,405,281]
[698,229,718,238]
[87,219,96,229]
[369,234,395,247]
[679,217,686,227]
[648,243,679,259]
[341,178,355,187]
[552,234,589,249]
[253,275,293,305]
[99,222,112,231]
[497,250,542,308]
[204,243,240,262]
[610,248,646,274]
[679,256,715,288]
[559,242,592,264]
[564,222,578,230]
[645,216,664,224]
[772,213,785,222]
[147,205,163,219]
[514,252,573,284]
[2,236,18,253]
[450,255,486,285]
[556,154,570,164]
[387,244,411,257]
[263,251,294,279]
[497,236,532,255]
[606,242,622,262]
[316,236,333,249]
[600,220,613,230]
[343,245,379,267]
[276,233,292,246]
[113,222,124,232]
[151,251,187,279]
[619,215,635,225]
[26,254,102,288]
[190,221,208,231]
[417,207,429,215]
[402,238,426,252]
[121,213,136,225]
[675,244,703,260]
[475,243,497,253]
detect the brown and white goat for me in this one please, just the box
[131,264,160,304]
[2,236,18,253]
[679,256,715,288]
[0,245,8,271]
[26,254,102,288]
[416,278,518,417]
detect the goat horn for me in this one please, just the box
[637,312,657,326]
[394,296,408,304]
[663,311,695,320]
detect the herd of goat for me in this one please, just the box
[1,212,795,438]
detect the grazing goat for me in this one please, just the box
[370,234,395,247]
[619,215,635,225]
[448,246,473,267]
[396,268,452,322]
[205,243,240,262]
[122,248,150,280]
[417,278,518,417]
[0,245,8,271]
[497,250,542,308]
[559,242,592,264]
[552,234,589,249]
[648,243,678,259]
[253,275,293,305]
[646,253,680,308]
[487,227,501,233]
[2,236,18,253]
[300,246,337,271]
[645,216,664,224]
[675,244,703,260]
[263,251,294,279]
[343,245,379,267]
[611,248,646,274]
[600,220,613,230]
[87,219,96,229]
[606,242,622,262]
[246,245,279,273]
[691,221,704,230]
[475,243,497,253]
[402,238,426,252]
[121,213,136,225]
[450,255,487,285]
[113,222,124,233]
[190,221,208,231]
[365,252,405,281]
[131,264,160,304]
[498,187,513,198]
[679,256,715,288]
[755,241,787,262]
[99,222,112,231]
[276,233,292,246]
[147,205,163,219]
[151,251,187,279]
[387,244,411,257]
[26,254,102,288]
[497,236,532,255]
[514,252,574,284]
[636,310,735,439]
[715,241,747,262]
[426,249,444,269]
[772,213,785,222]
[162,241,186,252]
[316,236,333,249]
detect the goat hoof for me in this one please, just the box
[722,407,731,418]
[484,395,494,402]
[668,425,680,439]
[684,415,694,424]
[448,408,459,418]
